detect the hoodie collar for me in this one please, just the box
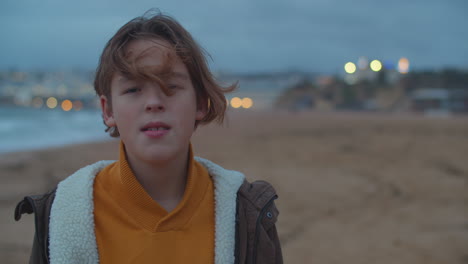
[49,157,244,264]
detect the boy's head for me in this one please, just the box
[94,12,235,138]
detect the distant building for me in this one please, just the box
[411,88,468,114]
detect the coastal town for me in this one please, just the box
[1,58,467,115]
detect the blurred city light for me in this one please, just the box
[344,62,356,74]
[46,97,58,109]
[242,97,253,109]
[398,57,410,74]
[370,60,382,72]
[230,97,242,108]
[32,97,44,108]
[61,99,73,111]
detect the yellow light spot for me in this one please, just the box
[61,100,73,111]
[242,97,253,109]
[398,57,409,74]
[46,97,58,109]
[370,60,382,72]
[344,62,356,74]
[230,97,242,108]
[32,97,44,108]
[73,100,83,111]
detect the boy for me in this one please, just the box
[15,12,282,264]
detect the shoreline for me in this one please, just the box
[1,109,467,155]
[0,136,114,156]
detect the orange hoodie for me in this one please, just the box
[93,142,215,263]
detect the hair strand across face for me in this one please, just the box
[94,11,237,137]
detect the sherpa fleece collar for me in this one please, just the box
[49,157,245,264]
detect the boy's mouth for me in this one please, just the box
[141,122,171,131]
[143,127,169,131]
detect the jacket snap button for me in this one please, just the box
[266,212,273,219]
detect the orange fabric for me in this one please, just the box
[93,142,215,263]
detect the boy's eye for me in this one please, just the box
[124,87,141,94]
[168,84,181,90]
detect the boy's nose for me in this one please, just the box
[146,103,165,112]
[145,92,166,112]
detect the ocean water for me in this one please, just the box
[0,106,110,154]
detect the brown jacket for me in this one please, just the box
[15,173,282,264]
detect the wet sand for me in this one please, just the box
[1,110,468,263]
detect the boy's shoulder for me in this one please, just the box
[195,157,278,206]
[237,179,278,209]
[14,158,279,223]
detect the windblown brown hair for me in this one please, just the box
[94,11,236,137]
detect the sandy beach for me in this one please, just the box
[1,110,467,263]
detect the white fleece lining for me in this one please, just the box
[195,157,245,264]
[49,158,245,264]
[49,160,114,264]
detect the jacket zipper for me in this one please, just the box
[251,195,277,264]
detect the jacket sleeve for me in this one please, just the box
[15,189,56,264]
[236,180,284,264]
[29,232,47,264]
[260,200,283,264]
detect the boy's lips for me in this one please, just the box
[141,122,171,138]
[141,121,171,131]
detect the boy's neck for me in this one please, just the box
[125,145,190,212]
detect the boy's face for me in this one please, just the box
[100,39,206,164]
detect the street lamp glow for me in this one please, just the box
[32,97,44,108]
[344,62,356,74]
[61,100,73,111]
[46,97,58,109]
[398,57,410,74]
[242,97,253,109]
[370,60,382,72]
[230,97,242,108]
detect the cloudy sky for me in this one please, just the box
[1,0,467,73]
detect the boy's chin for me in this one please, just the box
[139,149,182,165]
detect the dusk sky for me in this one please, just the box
[1,0,467,73]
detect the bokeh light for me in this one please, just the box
[344,62,356,74]
[398,57,410,74]
[32,97,44,108]
[370,60,382,72]
[242,97,253,109]
[61,99,73,111]
[46,97,58,109]
[230,97,242,108]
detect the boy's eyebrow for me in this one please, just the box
[116,76,134,84]
[169,72,190,81]
[115,71,189,84]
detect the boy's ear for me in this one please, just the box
[100,95,116,127]
[195,97,209,121]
